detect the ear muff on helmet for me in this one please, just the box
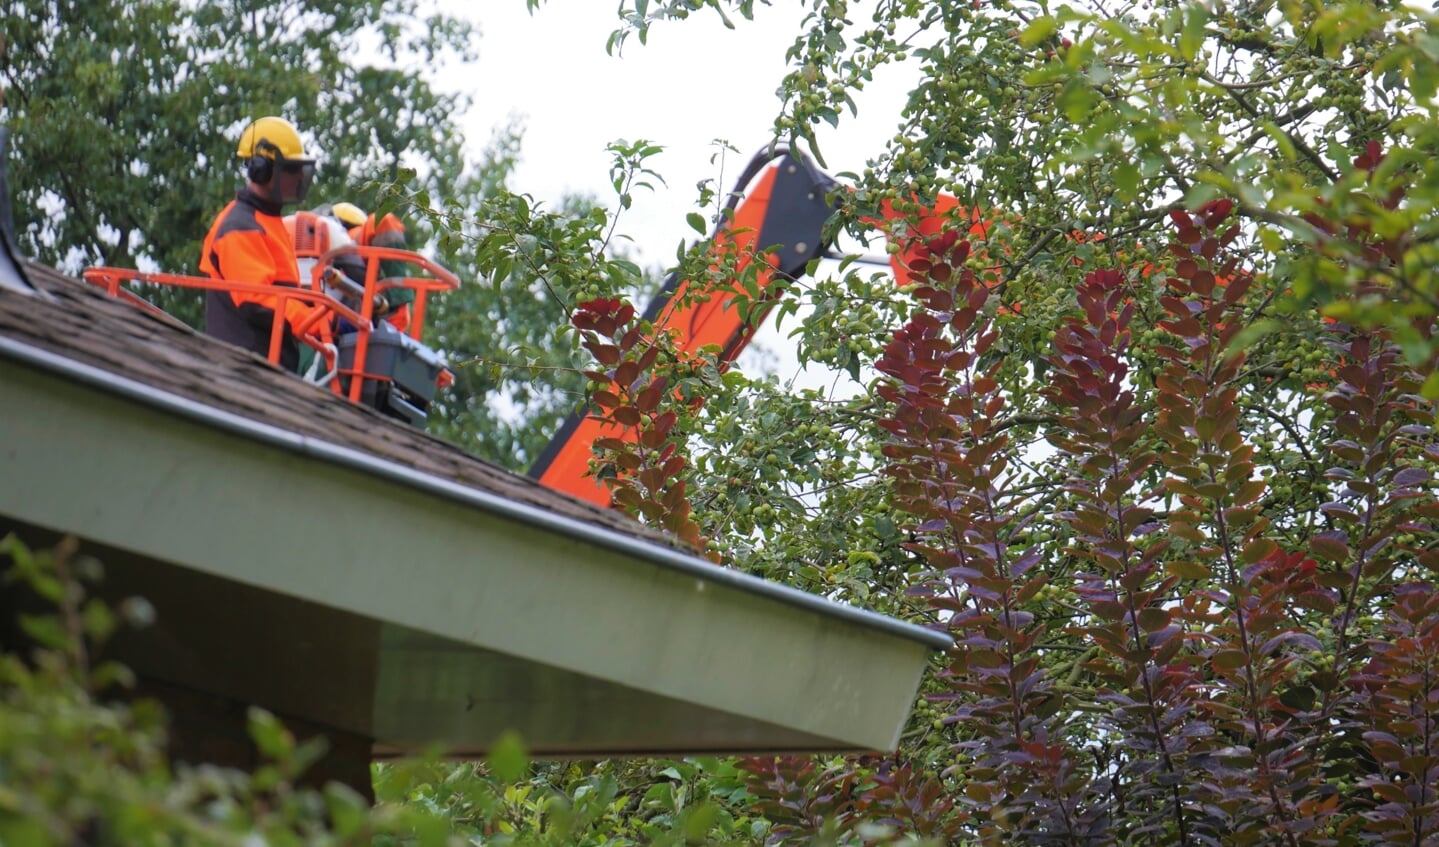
[247,157,273,185]
[246,139,279,185]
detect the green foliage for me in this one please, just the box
[538,0,1439,843]
[376,757,765,845]
[417,151,665,468]
[0,534,391,845]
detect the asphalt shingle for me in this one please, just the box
[1,260,678,550]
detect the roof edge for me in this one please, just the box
[0,335,952,651]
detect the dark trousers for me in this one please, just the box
[204,289,300,373]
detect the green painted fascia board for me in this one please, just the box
[0,347,941,752]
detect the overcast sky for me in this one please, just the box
[446,1,916,269]
[429,1,919,383]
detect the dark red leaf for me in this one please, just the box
[588,343,621,366]
[1202,198,1233,227]
[615,360,640,389]
[636,384,664,413]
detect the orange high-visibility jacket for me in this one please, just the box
[200,189,312,323]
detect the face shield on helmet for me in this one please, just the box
[271,150,316,207]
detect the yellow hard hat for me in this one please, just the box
[236,116,316,207]
[236,116,310,162]
[329,201,368,229]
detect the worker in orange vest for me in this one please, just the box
[325,202,416,334]
[199,116,319,372]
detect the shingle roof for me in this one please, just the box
[1,260,947,760]
[3,260,682,549]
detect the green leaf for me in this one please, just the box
[1057,79,1099,122]
[687,212,707,234]
[487,729,529,783]
[90,660,136,691]
[1137,607,1172,632]
[1259,121,1298,161]
[491,256,514,286]
[1114,160,1140,196]
[0,533,32,574]
[1421,371,1439,400]
[1167,560,1212,580]
[1211,649,1248,670]
[1179,5,1208,61]
[1020,16,1058,48]
[683,802,720,841]
[81,598,115,642]
[843,345,861,382]
[18,614,68,651]
[324,783,371,837]
[1223,318,1280,360]
[248,707,295,761]
[1241,537,1278,564]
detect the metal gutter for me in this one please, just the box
[0,334,952,651]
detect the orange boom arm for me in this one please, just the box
[528,149,987,507]
[528,149,838,505]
